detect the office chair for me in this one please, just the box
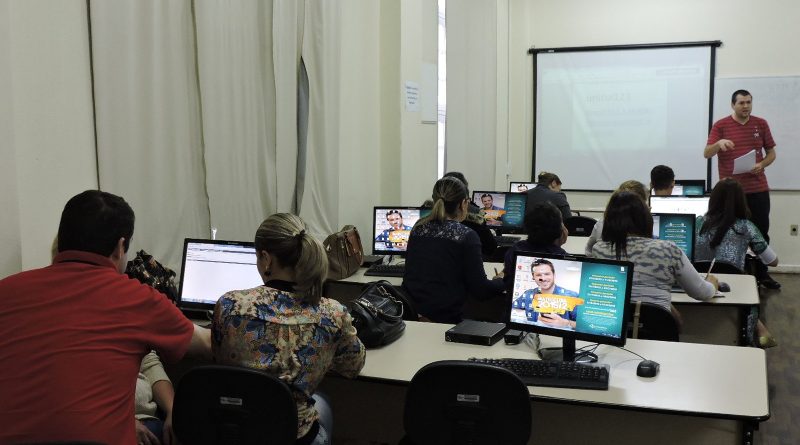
[563,215,597,237]
[627,301,680,342]
[401,360,532,445]
[172,365,297,445]
[692,260,744,274]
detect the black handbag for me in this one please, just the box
[349,280,410,348]
[125,249,179,304]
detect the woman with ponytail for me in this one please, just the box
[212,213,365,444]
[403,177,505,323]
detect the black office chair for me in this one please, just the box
[401,360,532,445]
[692,260,744,274]
[173,365,297,445]
[627,301,680,342]
[564,215,597,237]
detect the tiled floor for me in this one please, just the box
[754,273,799,445]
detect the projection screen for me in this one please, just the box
[532,42,719,191]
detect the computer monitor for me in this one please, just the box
[372,206,423,256]
[652,212,696,261]
[471,191,527,234]
[649,196,709,217]
[673,179,706,196]
[507,252,634,362]
[178,238,263,311]
[509,182,536,193]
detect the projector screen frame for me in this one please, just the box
[529,41,722,193]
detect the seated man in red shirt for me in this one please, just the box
[0,190,211,445]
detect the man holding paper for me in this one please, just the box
[704,89,779,289]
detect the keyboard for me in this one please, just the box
[468,357,610,390]
[495,235,519,246]
[364,263,406,277]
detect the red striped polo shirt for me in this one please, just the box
[707,115,775,194]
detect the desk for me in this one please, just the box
[319,321,768,445]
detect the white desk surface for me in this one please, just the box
[363,321,769,421]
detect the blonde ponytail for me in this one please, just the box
[417,176,468,225]
[254,213,328,304]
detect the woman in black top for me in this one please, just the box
[402,176,504,323]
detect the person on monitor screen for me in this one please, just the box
[0,190,211,445]
[704,89,779,290]
[525,171,572,221]
[403,176,504,323]
[512,259,580,329]
[695,178,778,348]
[590,191,719,321]
[480,193,502,211]
[375,209,413,250]
[585,180,648,256]
[650,165,675,196]
[502,202,569,288]
[516,183,529,193]
[212,213,366,444]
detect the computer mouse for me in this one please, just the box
[636,360,660,378]
[718,281,730,292]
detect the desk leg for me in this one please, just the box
[741,306,759,347]
[742,421,756,445]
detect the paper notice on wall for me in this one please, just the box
[405,81,420,112]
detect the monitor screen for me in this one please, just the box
[649,196,709,217]
[373,207,423,255]
[673,179,705,196]
[507,252,633,361]
[178,239,263,311]
[471,191,527,233]
[509,182,536,193]
[652,213,696,261]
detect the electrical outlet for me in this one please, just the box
[791,225,799,236]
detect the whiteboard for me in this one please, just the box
[712,76,800,190]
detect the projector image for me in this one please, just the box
[445,320,508,346]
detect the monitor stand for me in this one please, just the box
[537,337,597,363]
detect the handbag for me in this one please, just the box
[125,249,179,303]
[323,225,364,280]
[349,280,409,348]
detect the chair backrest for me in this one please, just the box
[564,215,597,237]
[692,260,744,274]
[173,365,298,445]
[627,301,680,342]
[403,360,531,445]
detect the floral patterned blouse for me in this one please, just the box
[212,280,366,439]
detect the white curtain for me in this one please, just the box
[444,0,498,191]
[89,0,346,268]
[297,0,342,237]
[194,0,278,241]
[90,0,210,269]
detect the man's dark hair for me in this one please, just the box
[531,258,555,274]
[57,190,135,256]
[731,89,751,105]
[443,171,468,189]
[537,171,562,186]
[601,191,653,260]
[386,209,403,219]
[524,202,563,245]
[650,165,675,191]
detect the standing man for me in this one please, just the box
[705,90,779,289]
[0,190,211,445]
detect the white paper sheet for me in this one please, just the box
[732,149,756,175]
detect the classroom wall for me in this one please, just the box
[502,0,800,270]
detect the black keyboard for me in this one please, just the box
[468,357,610,390]
[364,264,406,277]
[495,235,519,246]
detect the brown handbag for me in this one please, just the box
[323,225,364,280]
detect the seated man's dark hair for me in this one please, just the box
[650,165,675,191]
[57,190,135,257]
[537,171,561,186]
[443,171,469,189]
[524,202,563,245]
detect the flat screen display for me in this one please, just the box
[372,207,423,255]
